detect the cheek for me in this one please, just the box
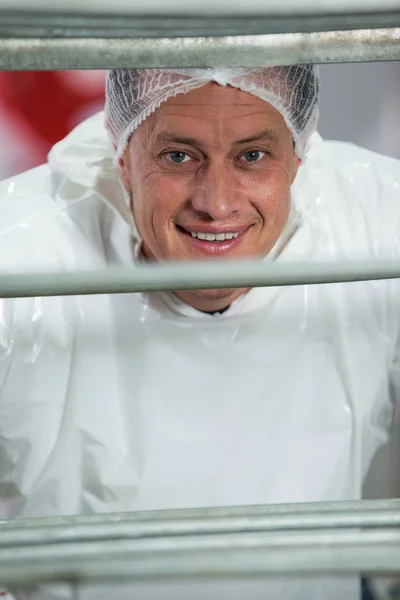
[241,166,292,216]
[132,172,188,231]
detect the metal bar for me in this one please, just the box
[0,530,399,586]
[0,509,399,549]
[1,12,400,38]
[0,500,400,548]
[1,0,400,15]
[0,259,400,298]
[2,498,398,528]
[1,28,399,70]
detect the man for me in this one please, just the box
[0,66,399,599]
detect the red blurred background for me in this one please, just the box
[0,70,105,179]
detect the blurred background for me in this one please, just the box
[0,62,399,498]
[0,63,400,180]
[0,70,106,178]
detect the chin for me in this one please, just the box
[195,287,240,300]
[175,286,249,312]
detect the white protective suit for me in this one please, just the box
[0,112,400,600]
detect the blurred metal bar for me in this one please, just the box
[0,501,399,549]
[0,259,400,298]
[0,28,399,70]
[1,11,400,38]
[1,0,399,15]
[0,529,399,586]
[2,498,398,528]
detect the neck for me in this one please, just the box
[203,306,230,315]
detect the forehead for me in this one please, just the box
[132,83,291,141]
[152,82,280,119]
[139,82,288,141]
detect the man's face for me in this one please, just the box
[119,82,301,312]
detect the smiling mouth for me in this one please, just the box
[177,225,247,242]
[190,231,239,241]
[175,224,249,255]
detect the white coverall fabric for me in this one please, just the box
[0,112,399,600]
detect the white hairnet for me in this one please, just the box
[105,67,320,160]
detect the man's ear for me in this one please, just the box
[118,149,132,191]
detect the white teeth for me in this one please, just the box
[189,231,239,241]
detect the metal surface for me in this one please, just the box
[1,11,400,38]
[1,0,400,15]
[0,28,399,70]
[1,529,400,586]
[2,498,398,527]
[0,259,400,298]
[0,500,399,549]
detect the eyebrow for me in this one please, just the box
[153,129,278,148]
[154,134,201,147]
[233,130,278,145]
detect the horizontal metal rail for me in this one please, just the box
[1,0,399,15]
[2,497,398,527]
[0,500,399,549]
[1,28,399,70]
[0,259,400,298]
[0,529,399,586]
[1,11,400,38]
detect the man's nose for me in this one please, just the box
[191,162,242,220]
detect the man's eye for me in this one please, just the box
[168,152,192,164]
[241,150,265,163]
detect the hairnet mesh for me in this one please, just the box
[105,66,320,160]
